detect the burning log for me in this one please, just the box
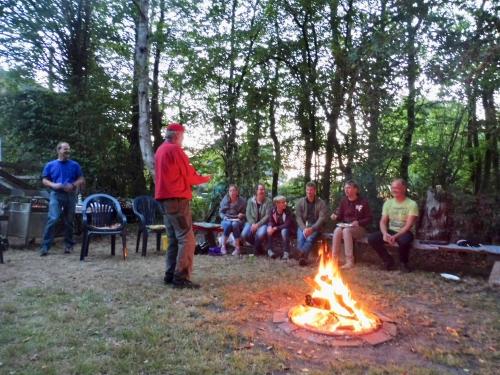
[305,294,331,310]
[333,293,355,317]
[304,276,321,291]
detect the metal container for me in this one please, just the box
[7,201,31,246]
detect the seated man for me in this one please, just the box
[242,183,272,255]
[367,178,419,272]
[219,184,246,255]
[295,182,328,266]
[266,195,293,260]
[331,180,372,269]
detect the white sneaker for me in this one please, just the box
[220,246,227,255]
[232,248,240,256]
[267,249,275,258]
[282,252,289,260]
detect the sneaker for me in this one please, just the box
[64,246,73,254]
[40,248,49,257]
[172,278,200,289]
[232,248,241,256]
[220,246,227,255]
[164,273,173,284]
[399,263,412,273]
[298,253,308,266]
[282,252,289,261]
[267,249,275,258]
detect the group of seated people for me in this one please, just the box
[218,178,418,272]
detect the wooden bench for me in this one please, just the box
[322,232,500,279]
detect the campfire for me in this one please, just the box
[289,244,381,336]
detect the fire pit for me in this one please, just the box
[273,244,396,346]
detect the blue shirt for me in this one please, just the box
[42,160,83,187]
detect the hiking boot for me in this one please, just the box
[172,278,200,289]
[164,273,173,284]
[64,246,73,254]
[298,253,309,266]
[399,263,412,273]
[232,248,241,256]
[40,248,49,256]
[282,252,290,261]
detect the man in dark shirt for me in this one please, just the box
[40,142,85,256]
[331,180,372,269]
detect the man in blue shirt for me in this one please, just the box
[40,142,85,256]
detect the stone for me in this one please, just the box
[382,322,398,337]
[278,322,299,334]
[273,311,288,323]
[362,329,392,346]
[488,261,500,287]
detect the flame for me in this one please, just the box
[289,243,380,335]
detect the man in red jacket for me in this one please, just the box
[155,123,211,289]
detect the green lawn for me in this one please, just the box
[1,239,499,374]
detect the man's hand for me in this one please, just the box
[351,220,359,227]
[304,227,314,237]
[383,232,396,245]
[267,227,277,236]
[237,213,245,220]
[251,223,259,233]
[62,183,75,192]
[330,213,337,221]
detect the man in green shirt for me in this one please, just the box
[367,178,419,272]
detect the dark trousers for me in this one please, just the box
[162,198,195,281]
[367,230,414,265]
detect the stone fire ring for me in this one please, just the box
[272,307,397,347]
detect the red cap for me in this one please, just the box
[166,123,185,132]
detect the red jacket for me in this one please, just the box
[154,141,209,200]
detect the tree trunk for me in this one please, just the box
[269,63,281,197]
[136,0,155,176]
[151,0,165,151]
[466,85,482,194]
[481,87,497,192]
[400,20,418,182]
[128,5,147,195]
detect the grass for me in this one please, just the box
[0,237,499,374]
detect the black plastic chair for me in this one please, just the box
[80,194,127,261]
[132,195,165,256]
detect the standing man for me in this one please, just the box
[155,123,211,289]
[367,178,419,272]
[40,142,85,256]
[241,183,272,255]
[295,182,329,266]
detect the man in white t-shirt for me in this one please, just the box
[367,178,418,272]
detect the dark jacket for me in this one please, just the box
[268,206,294,231]
[219,195,246,220]
[334,196,372,228]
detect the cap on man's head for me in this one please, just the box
[166,123,185,132]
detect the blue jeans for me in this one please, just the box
[242,223,267,251]
[221,219,244,239]
[41,191,77,250]
[296,228,320,254]
[267,228,290,253]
